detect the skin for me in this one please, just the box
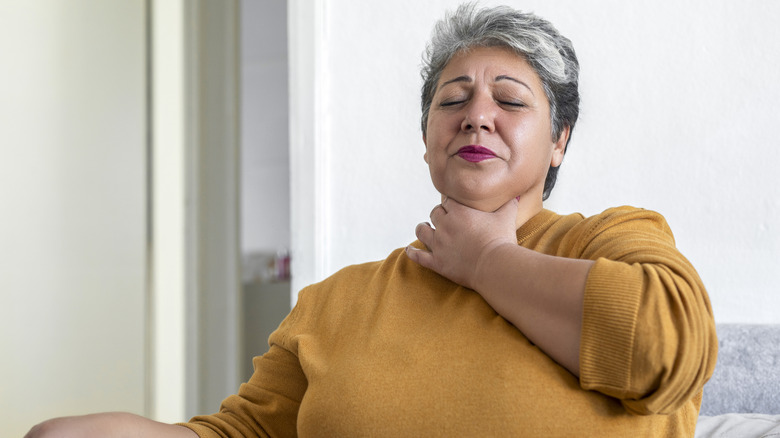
[406,46,594,376]
[422,45,562,220]
[24,412,197,438]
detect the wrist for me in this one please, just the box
[473,241,519,294]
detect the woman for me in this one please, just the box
[27,4,716,437]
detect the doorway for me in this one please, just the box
[239,0,292,382]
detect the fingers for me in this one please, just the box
[429,203,446,223]
[415,221,435,244]
[411,221,437,271]
[405,244,434,269]
[433,195,471,216]
[407,218,435,269]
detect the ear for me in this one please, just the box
[422,133,429,163]
[550,125,570,168]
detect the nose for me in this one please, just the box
[461,93,496,133]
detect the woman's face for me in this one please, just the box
[424,46,567,215]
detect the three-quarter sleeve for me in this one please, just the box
[574,207,717,415]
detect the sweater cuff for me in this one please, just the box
[579,258,643,395]
[175,423,210,437]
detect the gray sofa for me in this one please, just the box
[695,324,780,437]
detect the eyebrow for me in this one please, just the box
[495,75,534,95]
[439,75,472,89]
[439,75,534,96]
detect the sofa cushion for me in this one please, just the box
[696,413,780,438]
[699,324,780,416]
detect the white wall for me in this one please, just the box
[0,2,147,436]
[293,0,780,324]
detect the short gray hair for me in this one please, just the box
[420,3,580,200]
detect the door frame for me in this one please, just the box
[149,0,241,421]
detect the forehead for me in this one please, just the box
[439,46,541,87]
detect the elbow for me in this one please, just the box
[579,259,718,415]
[622,306,719,415]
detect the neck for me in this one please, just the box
[514,196,544,230]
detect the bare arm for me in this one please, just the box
[25,412,198,438]
[406,196,592,376]
[470,242,592,375]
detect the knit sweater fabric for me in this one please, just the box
[182,206,717,437]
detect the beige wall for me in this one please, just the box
[1,1,243,433]
[0,1,147,436]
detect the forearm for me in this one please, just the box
[474,243,593,376]
[25,412,198,438]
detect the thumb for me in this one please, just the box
[405,245,435,271]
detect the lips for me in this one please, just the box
[456,145,497,163]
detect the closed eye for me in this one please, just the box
[440,100,466,107]
[499,100,525,107]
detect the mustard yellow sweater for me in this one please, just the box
[182,206,717,437]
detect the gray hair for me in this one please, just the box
[420,3,580,200]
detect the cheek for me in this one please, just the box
[507,119,553,159]
[427,112,459,142]
[423,128,446,160]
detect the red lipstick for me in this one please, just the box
[457,145,496,162]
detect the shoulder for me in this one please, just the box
[576,206,673,239]
[304,246,412,293]
[271,254,395,350]
[534,206,677,260]
[273,245,439,349]
[293,245,425,315]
